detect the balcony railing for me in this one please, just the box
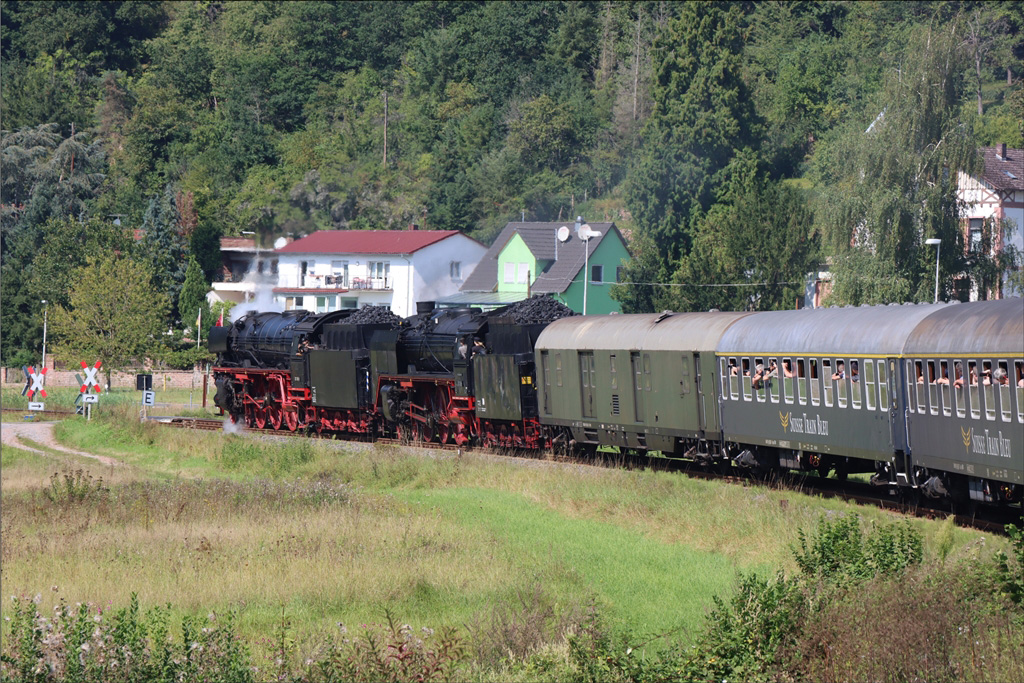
[278,275,391,290]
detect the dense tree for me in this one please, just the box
[49,253,170,384]
[673,155,819,312]
[625,1,761,262]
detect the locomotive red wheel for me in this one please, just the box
[267,406,283,430]
[253,407,267,429]
[284,408,298,432]
[436,419,451,444]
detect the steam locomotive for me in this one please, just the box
[210,298,1024,512]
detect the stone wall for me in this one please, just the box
[2,362,206,390]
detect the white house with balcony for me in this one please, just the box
[273,229,487,316]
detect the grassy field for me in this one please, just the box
[1,408,1011,678]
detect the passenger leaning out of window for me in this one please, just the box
[831,360,845,381]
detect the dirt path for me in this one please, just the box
[1,422,120,466]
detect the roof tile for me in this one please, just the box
[276,230,464,255]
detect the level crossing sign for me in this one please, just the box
[23,366,47,399]
[80,360,102,393]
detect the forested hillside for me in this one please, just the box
[2,1,1022,368]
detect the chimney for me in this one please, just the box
[574,215,582,235]
[408,223,419,231]
[997,143,1007,159]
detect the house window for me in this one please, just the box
[300,261,314,287]
[331,260,349,287]
[450,261,461,280]
[316,295,334,313]
[591,265,603,283]
[504,263,515,284]
[969,218,983,253]
[341,298,358,309]
[517,263,529,284]
[368,261,390,287]
[285,296,304,310]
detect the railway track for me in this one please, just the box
[156,416,1019,533]
[2,407,76,418]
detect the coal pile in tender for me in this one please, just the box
[504,295,575,324]
[347,305,404,326]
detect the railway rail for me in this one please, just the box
[2,408,77,418]
[156,416,1018,534]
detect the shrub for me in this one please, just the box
[995,523,1024,607]
[0,593,253,683]
[42,469,108,507]
[310,610,465,683]
[678,572,805,683]
[792,513,922,582]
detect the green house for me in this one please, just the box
[449,220,630,314]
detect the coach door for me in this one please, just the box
[631,352,645,422]
[579,351,596,419]
[692,352,707,435]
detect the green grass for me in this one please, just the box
[1,413,1009,669]
[399,487,734,637]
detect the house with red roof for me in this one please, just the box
[272,228,486,316]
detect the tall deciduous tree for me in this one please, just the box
[50,254,169,384]
[673,155,819,312]
[813,22,977,305]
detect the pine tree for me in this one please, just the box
[141,184,189,321]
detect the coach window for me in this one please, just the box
[720,358,729,398]
[997,360,1011,422]
[954,361,966,418]
[643,354,652,392]
[782,357,794,404]
[822,360,834,407]
[555,353,563,387]
[754,357,767,403]
[927,361,939,416]
[809,359,820,406]
[878,360,890,410]
[863,360,876,411]
[729,357,740,400]
[939,360,951,417]
[742,358,753,401]
[968,361,980,419]
[1015,360,1024,423]
[768,357,780,403]
[850,359,861,409]
[797,359,807,406]
[982,360,996,421]
[905,361,918,414]
[610,354,618,391]
[835,358,848,408]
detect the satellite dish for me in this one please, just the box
[578,224,602,241]
[557,226,571,242]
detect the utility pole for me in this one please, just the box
[41,300,48,384]
[383,90,388,167]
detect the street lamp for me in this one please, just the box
[40,300,48,383]
[579,223,602,315]
[925,239,941,303]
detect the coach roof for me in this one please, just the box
[903,298,1024,356]
[717,303,948,357]
[535,311,753,353]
